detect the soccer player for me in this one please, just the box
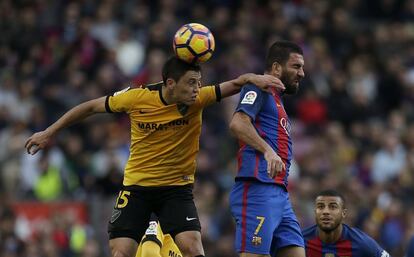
[303,189,390,257]
[25,56,285,257]
[228,41,306,257]
[136,214,182,257]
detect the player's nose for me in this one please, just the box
[298,68,305,78]
[321,207,330,214]
[193,86,200,94]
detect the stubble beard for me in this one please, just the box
[319,221,341,233]
[281,72,299,95]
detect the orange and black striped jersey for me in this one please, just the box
[105,82,220,187]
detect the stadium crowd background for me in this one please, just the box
[1,0,414,256]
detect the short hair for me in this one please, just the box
[162,56,201,84]
[265,41,303,71]
[315,189,346,207]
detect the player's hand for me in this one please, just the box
[264,149,285,178]
[249,74,285,93]
[24,130,52,155]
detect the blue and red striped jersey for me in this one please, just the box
[234,84,292,188]
[303,224,390,257]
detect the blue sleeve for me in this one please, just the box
[235,84,265,120]
[301,225,317,240]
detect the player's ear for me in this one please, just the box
[165,78,176,89]
[271,62,282,77]
[342,208,347,219]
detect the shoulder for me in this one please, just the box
[199,84,217,94]
[110,85,145,97]
[345,225,373,242]
[124,83,161,99]
[125,81,163,94]
[346,225,387,255]
[142,81,163,91]
[239,84,268,105]
[240,83,262,94]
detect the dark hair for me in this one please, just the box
[265,41,303,71]
[162,56,201,84]
[315,189,346,207]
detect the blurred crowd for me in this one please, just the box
[1,0,414,256]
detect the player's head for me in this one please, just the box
[162,56,202,105]
[265,41,304,95]
[314,189,347,233]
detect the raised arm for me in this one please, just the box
[229,111,285,178]
[25,96,107,155]
[219,73,285,98]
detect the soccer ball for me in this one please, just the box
[173,23,215,64]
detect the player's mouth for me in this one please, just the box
[186,96,197,103]
[320,217,333,223]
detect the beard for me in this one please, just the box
[280,72,299,95]
[318,220,341,233]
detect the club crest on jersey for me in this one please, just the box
[252,235,262,246]
[241,91,257,104]
[145,221,158,235]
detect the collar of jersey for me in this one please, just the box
[158,86,169,106]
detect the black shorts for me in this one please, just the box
[108,184,201,242]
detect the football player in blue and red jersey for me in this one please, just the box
[229,41,305,257]
[303,190,390,257]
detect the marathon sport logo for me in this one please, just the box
[137,119,190,131]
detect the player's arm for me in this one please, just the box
[25,96,106,155]
[229,111,285,178]
[219,73,285,98]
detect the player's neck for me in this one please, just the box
[318,223,343,244]
[264,71,283,96]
